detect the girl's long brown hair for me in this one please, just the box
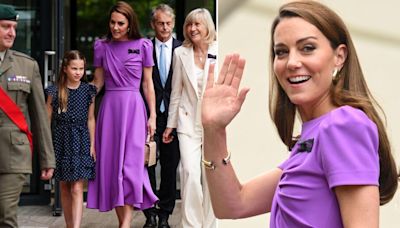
[269,1,398,205]
[57,50,86,113]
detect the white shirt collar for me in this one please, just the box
[0,50,6,63]
[155,37,173,49]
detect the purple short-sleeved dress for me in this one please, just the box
[270,106,379,228]
[87,38,158,211]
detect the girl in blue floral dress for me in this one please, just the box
[45,50,97,228]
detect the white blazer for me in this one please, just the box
[167,41,218,136]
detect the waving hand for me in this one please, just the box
[202,54,249,130]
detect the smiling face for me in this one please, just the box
[273,17,346,119]
[185,17,207,45]
[64,59,85,86]
[109,12,129,41]
[0,20,17,51]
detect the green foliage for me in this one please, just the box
[75,0,214,72]
[76,0,176,72]
[76,0,177,38]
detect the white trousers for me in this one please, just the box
[178,123,217,228]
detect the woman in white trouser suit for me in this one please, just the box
[163,8,217,228]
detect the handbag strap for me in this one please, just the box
[0,86,33,153]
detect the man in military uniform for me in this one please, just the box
[0,4,55,227]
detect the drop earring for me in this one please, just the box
[332,68,339,81]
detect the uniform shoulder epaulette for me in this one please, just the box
[11,50,35,61]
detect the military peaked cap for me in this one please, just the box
[0,4,18,21]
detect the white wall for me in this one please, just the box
[217,0,400,227]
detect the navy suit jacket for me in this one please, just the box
[152,38,182,116]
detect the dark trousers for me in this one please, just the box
[144,112,180,218]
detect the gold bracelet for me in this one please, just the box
[202,151,231,170]
[202,159,215,170]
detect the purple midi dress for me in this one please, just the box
[270,106,379,227]
[87,38,158,211]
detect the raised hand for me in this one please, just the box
[202,54,249,131]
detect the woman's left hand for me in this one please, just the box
[147,116,156,137]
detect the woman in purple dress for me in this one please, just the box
[87,1,157,227]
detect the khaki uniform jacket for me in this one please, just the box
[0,49,55,174]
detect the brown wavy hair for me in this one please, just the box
[268,1,398,205]
[57,50,86,113]
[106,1,142,40]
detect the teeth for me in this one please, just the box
[288,76,311,83]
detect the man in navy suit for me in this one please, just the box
[143,4,181,228]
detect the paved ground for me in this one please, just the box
[18,201,182,228]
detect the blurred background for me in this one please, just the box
[218,0,400,227]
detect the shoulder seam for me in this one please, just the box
[11,51,34,60]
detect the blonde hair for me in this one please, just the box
[182,8,216,47]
